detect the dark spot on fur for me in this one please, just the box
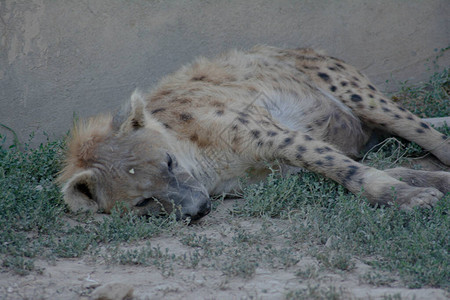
[131,119,141,128]
[416,128,425,134]
[382,107,391,112]
[257,140,264,147]
[267,131,278,137]
[351,94,363,102]
[315,160,324,166]
[267,141,274,147]
[345,165,359,183]
[397,105,406,112]
[328,66,337,71]
[340,81,348,87]
[180,113,193,122]
[442,135,448,140]
[190,134,198,142]
[343,159,351,163]
[315,147,332,154]
[279,137,294,149]
[304,135,313,141]
[151,108,166,114]
[251,130,261,139]
[335,63,346,69]
[192,75,206,81]
[419,122,429,129]
[352,76,360,82]
[325,155,334,161]
[232,124,239,131]
[369,105,375,109]
[368,84,376,91]
[302,64,319,70]
[407,115,414,120]
[156,89,172,96]
[330,85,337,92]
[212,101,225,107]
[297,145,307,153]
[379,123,386,127]
[380,99,387,104]
[369,94,374,98]
[318,72,331,82]
[394,114,402,119]
[176,98,191,104]
[351,81,359,88]
[216,110,224,116]
[238,118,249,124]
[163,123,171,129]
[315,119,325,126]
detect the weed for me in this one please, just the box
[295,265,319,280]
[360,271,395,287]
[286,285,346,300]
[0,133,176,275]
[390,47,449,118]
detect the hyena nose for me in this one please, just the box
[197,200,211,217]
[183,198,211,221]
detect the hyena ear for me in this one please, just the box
[129,90,147,128]
[62,170,99,213]
[112,90,148,132]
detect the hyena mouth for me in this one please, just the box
[135,198,152,207]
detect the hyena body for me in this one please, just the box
[60,46,450,220]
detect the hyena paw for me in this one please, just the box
[398,187,443,211]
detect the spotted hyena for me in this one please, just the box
[59,46,450,220]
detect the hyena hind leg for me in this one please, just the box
[385,167,450,195]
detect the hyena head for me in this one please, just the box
[58,91,211,220]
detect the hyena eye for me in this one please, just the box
[167,153,173,172]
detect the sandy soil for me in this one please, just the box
[0,198,448,300]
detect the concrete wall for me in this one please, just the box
[1,0,449,147]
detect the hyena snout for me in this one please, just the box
[168,188,211,221]
[181,195,211,221]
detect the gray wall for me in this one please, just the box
[1,0,449,147]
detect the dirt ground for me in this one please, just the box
[0,197,449,300]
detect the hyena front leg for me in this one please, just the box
[241,123,444,209]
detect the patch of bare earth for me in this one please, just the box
[0,197,448,300]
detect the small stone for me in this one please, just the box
[90,282,133,300]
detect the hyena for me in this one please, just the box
[59,46,450,220]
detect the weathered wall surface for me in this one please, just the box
[1,0,449,146]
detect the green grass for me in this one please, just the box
[0,63,448,295]
[0,136,176,274]
[234,170,449,289]
[390,47,449,118]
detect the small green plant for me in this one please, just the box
[286,285,346,300]
[0,133,177,275]
[390,47,449,118]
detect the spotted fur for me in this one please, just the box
[59,46,450,219]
